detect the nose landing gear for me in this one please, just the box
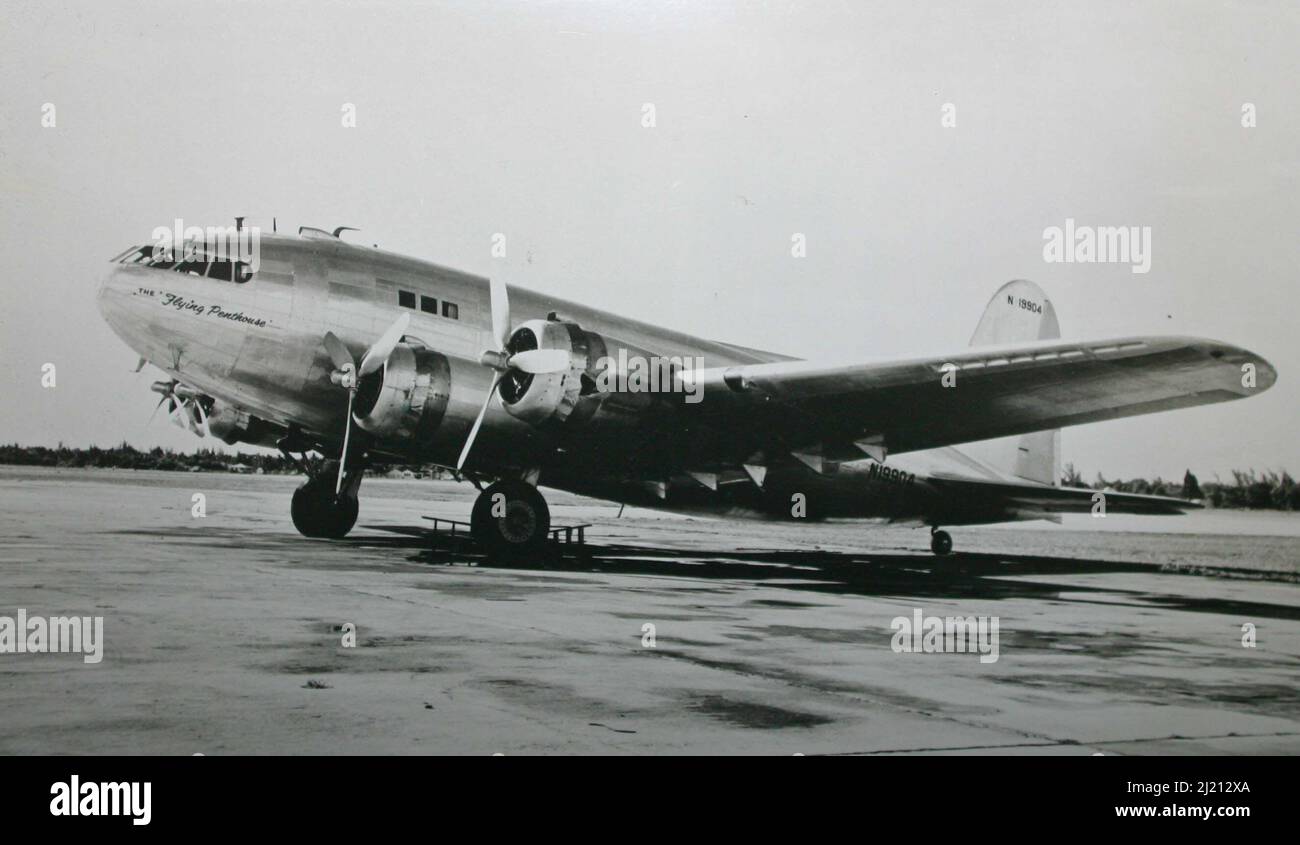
[290,459,362,539]
[470,479,551,558]
[930,527,953,556]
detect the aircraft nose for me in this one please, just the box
[97,266,148,350]
[97,266,127,323]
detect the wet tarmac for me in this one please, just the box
[1,467,1297,754]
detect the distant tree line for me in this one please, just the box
[1,445,1293,508]
[0,443,297,473]
[0,443,454,479]
[1060,463,1300,510]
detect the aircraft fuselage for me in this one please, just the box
[95,231,1211,535]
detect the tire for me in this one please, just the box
[930,529,953,556]
[471,480,551,557]
[291,480,359,539]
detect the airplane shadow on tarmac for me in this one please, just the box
[353,524,1300,623]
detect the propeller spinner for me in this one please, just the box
[455,277,570,472]
[321,311,411,495]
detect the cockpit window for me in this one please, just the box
[114,244,172,267]
[148,252,177,269]
[174,258,209,276]
[206,258,253,283]
[113,244,251,282]
[208,260,233,282]
[114,245,154,264]
[144,245,177,269]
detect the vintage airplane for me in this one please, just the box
[97,224,1277,556]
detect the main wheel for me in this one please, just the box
[471,480,551,558]
[930,529,953,556]
[291,477,359,539]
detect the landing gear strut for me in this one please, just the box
[930,527,953,556]
[471,479,550,557]
[291,459,362,539]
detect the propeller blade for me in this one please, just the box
[489,276,510,350]
[168,399,189,431]
[147,394,168,426]
[508,348,571,374]
[192,399,211,438]
[358,312,410,377]
[335,389,356,495]
[322,332,353,372]
[456,373,502,472]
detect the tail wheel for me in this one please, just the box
[471,480,550,557]
[930,529,953,556]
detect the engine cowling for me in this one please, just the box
[498,318,666,430]
[352,343,452,442]
[205,401,285,448]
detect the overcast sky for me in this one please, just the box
[1,0,1296,481]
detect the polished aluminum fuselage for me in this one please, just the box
[96,233,1024,525]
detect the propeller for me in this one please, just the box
[455,277,570,472]
[321,312,411,495]
[149,380,210,437]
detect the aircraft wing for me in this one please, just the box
[685,335,1275,457]
[926,474,1201,515]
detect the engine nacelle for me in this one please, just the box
[352,343,452,443]
[499,318,666,430]
[206,401,284,448]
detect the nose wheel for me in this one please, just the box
[930,528,953,556]
[291,459,361,539]
[471,479,551,558]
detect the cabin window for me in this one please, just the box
[442,301,459,320]
[398,290,416,308]
[420,295,438,315]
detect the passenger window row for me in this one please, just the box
[398,290,458,320]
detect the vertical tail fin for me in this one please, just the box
[969,279,1061,346]
[964,280,1061,486]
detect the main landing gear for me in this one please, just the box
[930,527,953,556]
[470,479,551,557]
[291,459,362,539]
